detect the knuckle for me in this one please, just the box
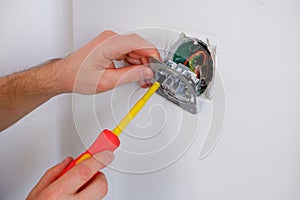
[44,166,58,177]
[39,187,64,199]
[101,30,116,36]
[128,33,141,41]
[44,167,54,175]
[75,163,93,181]
[102,183,108,197]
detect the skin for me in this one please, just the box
[0,30,160,199]
[26,151,114,200]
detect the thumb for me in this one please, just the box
[97,65,154,92]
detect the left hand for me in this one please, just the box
[58,30,161,94]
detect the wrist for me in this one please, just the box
[47,57,78,94]
[38,58,69,95]
[51,58,70,94]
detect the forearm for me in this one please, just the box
[0,31,160,132]
[0,59,68,131]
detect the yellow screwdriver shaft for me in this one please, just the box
[112,81,161,136]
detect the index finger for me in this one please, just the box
[98,33,161,62]
[51,151,114,195]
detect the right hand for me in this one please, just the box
[26,150,114,200]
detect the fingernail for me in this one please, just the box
[94,150,114,165]
[151,54,162,61]
[141,84,148,88]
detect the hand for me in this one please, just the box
[26,151,114,200]
[59,30,161,94]
[0,30,160,131]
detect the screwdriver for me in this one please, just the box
[60,81,161,176]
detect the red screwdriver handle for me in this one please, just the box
[60,129,120,176]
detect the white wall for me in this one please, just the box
[73,0,300,200]
[0,0,300,200]
[0,1,83,199]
